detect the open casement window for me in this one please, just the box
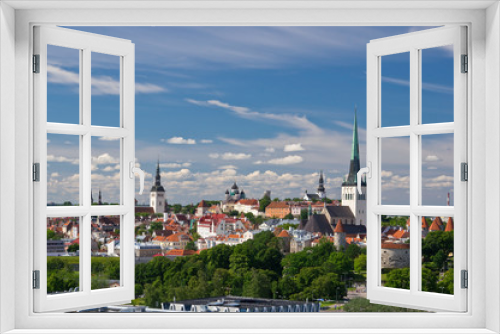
[33,26,140,312]
[365,26,467,312]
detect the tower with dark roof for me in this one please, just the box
[150,160,166,213]
[334,219,347,250]
[341,106,366,226]
[317,171,326,199]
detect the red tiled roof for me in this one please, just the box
[165,249,195,256]
[422,217,429,229]
[334,219,345,233]
[238,199,259,206]
[278,230,290,238]
[198,200,208,208]
[445,217,454,232]
[433,217,443,226]
[166,233,192,242]
[392,229,410,239]
[266,201,290,209]
[429,221,441,231]
[382,242,410,249]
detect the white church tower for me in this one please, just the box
[341,107,367,226]
[150,161,166,213]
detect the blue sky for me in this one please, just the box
[46,26,454,206]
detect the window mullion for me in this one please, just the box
[81,48,92,294]
[409,47,420,294]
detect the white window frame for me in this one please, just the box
[33,26,136,312]
[366,26,467,312]
[0,1,499,333]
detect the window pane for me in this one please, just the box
[47,45,80,124]
[381,137,410,205]
[421,46,454,124]
[421,216,454,294]
[421,134,454,206]
[47,134,80,206]
[381,215,410,290]
[92,52,121,127]
[47,217,80,295]
[91,136,121,205]
[381,52,410,127]
[91,215,121,290]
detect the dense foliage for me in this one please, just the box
[135,233,365,306]
[46,256,120,293]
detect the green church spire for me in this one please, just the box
[343,105,362,186]
[351,105,360,161]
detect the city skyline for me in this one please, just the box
[46,26,454,205]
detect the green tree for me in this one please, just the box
[300,209,308,220]
[354,254,367,273]
[437,268,454,294]
[242,269,273,298]
[259,196,271,212]
[47,229,61,240]
[385,268,410,289]
[172,204,182,213]
[345,243,363,260]
[149,221,163,232]
[343,297,422,312]
[67,243,79,253]
[422,266,438,292]
[284,213,294,220]
[185,241,197,251]
[228,210,239,217]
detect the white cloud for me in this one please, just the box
[162,137,196,145]
[382,76,453,94]
[50,172,60,178]
[381,170,393,178]
[221,152,251,160]
[160,162,192,168]
[268,155,304,165]
[424,155,440,162]
[284,143,305,152]
[265,147,275,153]
[424,175,453,188]
[47,155,79,165]
[218,165,238,170]
[99,137,120,141]
[209,152,251,160]
[186,98,320,133]
[92,153,119,165]
[47,64,166,95]
[254,160,264,165]
[200,139,213,144]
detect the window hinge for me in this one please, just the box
[461,270,468,289]
[33,163,40,182]
[461,54,468,73]
[33,270,40,289]
[461,162,468,181]
[33,54,40,73]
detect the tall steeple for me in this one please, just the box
[343,106,362,186]
[151,159,165,192]
[317,170,326,199]
[98,189,102,205]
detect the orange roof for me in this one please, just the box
[238,199,259,206]
[165,249,195,256]
[429,221,441,231]
[334,219,345,233]
[266,201,290,209]
[166,233,192,242]
[153,236,168,242]
[382,243,410,249]
[393,229,410,239]
[445,217,454,232]
[432,217,443,226]
[422,217,429,229]
[278,230,290,238]
[198,200,209,208]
